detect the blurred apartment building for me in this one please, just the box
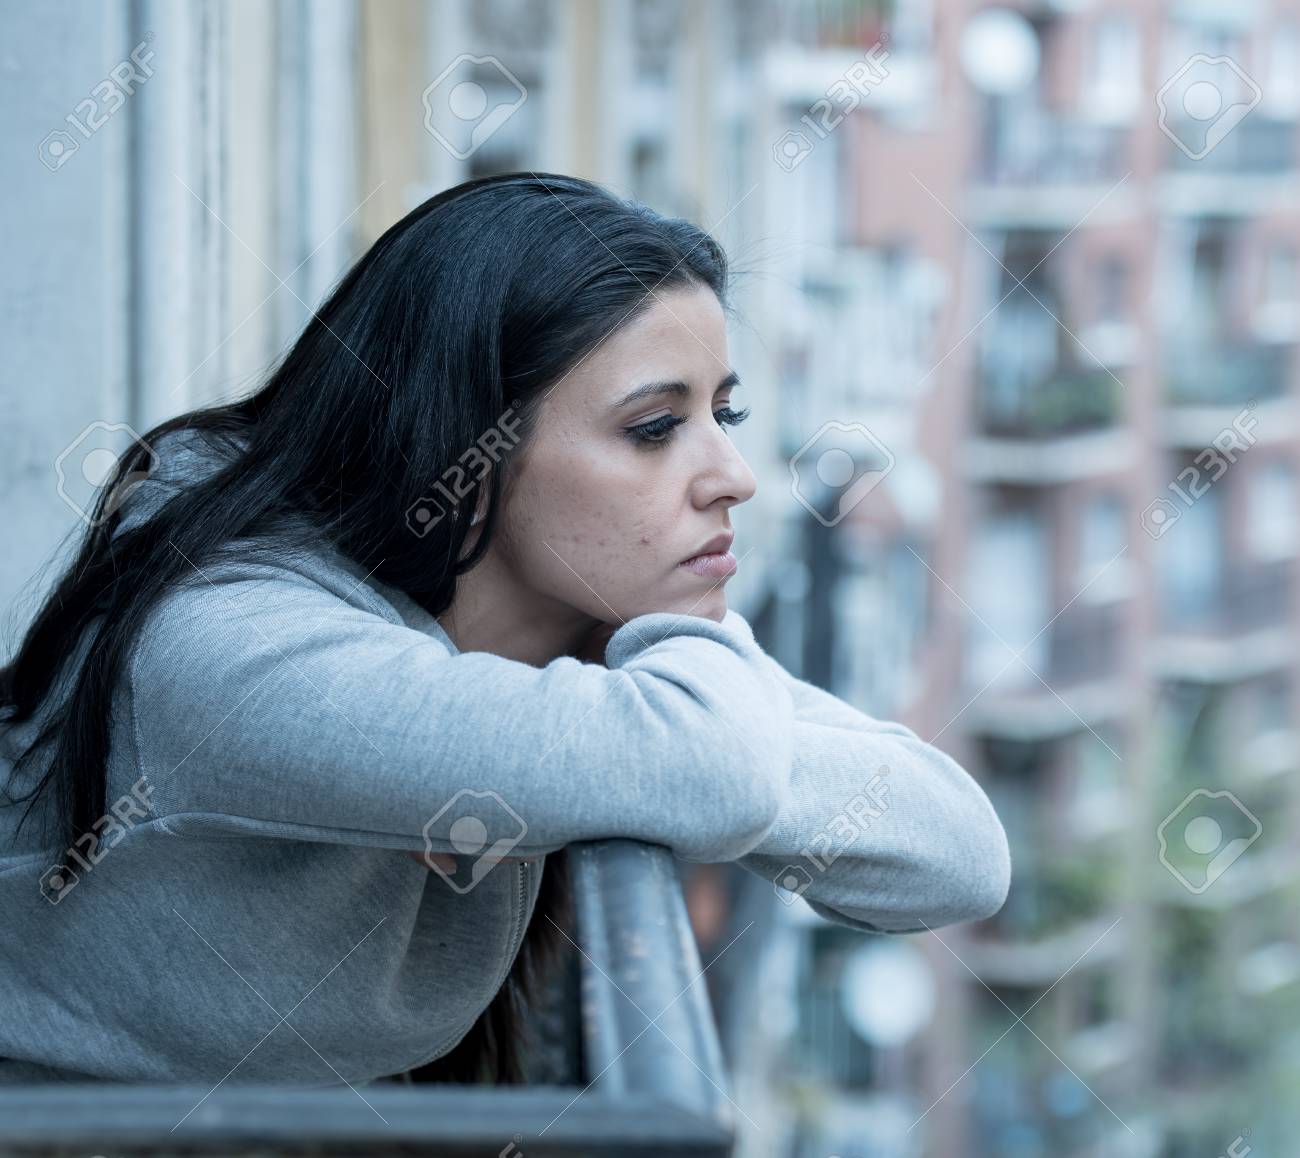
[8,1,1300,1156]
[735,2,1300,1157]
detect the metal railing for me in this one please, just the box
[1164,341,1291,408]
[976,366,1122,438]
[1047,599,1127,685]
[1164,116,1296,175]
[977,114,1130,186]
[1161,560,1294,636]
[0,840,737,1157]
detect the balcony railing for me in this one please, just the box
[1163,341,1291,408]
[1164,116,1296,176]
[978,114,1130,186]
[976,366,1122,439]
[1047,599,1126,685]
[1161,561,1293,636]
[0,840,738,1157]
[978,849,1122,944]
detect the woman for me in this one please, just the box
[0,172,1009,1087]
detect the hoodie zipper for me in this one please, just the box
[403,859,531,1069]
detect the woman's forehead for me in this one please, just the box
[551,287,730,413]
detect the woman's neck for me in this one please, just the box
[435,550,597,668]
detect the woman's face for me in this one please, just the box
[495,282,757,628]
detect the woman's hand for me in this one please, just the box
[408,850,459,873]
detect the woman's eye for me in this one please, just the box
[626,405,751,450]
[715,405,751,429]
[626,414,686,447]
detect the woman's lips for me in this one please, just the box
[677,550,738,579]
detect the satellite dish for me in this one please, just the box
[840,940,936,1047]
[960,7,1041,95]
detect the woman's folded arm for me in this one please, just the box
[725,658,1012,934]
[126,564,796,864]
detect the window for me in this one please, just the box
[1262,244,1298,306]
[1085,15,1140,122]
[632,0,680,81]
[967,507,1050,687]
[1247,460,1298,561]
[631,137,670,209]
[1096,255,1129,323]
[832,540,926,718]
[1252,673,1293,734]
[1157,478,1223,628]
[1265,18,1300,115]
[1253,244,1298,341]
[1077,492,1130,601]
[1072,727,1124,836]
[1079,967,1117,1028]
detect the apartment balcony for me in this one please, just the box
[0,841,740,1158]
[966,908,1126,987]
[1154,561,1295,682]
[981,117,1129,186]
[972,1041,1131,1157]
[966,367,1133,484]
[1158,945,1259,1090]
[967,600,1130,740]
[1164,339,1290,407]
[1165,116,1295,175]
[1158,1021,1257,1092]
[1156,846,1299,912]
[1161,341,1295,451]
[968,114,1135,227]
[1161,116,1298,216]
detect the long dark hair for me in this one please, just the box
[0,171,731,1085]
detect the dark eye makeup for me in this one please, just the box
[625,406,751,450]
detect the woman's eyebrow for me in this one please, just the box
[609,370,741,410]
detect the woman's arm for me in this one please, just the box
[126,561,795,865]
[727,657,1012,934]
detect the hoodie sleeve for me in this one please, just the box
[725,658,1012,934]
[126,562,795,865]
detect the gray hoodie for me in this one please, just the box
[0,427,1010,1085]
